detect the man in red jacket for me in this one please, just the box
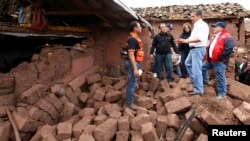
[202,22,235,99]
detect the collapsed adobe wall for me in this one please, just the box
[0,45,249,141]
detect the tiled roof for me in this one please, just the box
[133,3,250,21]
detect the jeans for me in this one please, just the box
[180,50,189,77]
[174,66,181,76]
[202,61,227,97]
[185,47,206,94]
[155,53,173,81]
[124,60,140,104]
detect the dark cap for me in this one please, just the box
[166,23,174,30]
[211,22,226,28]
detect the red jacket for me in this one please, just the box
[205,29,232,62]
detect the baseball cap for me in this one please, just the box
[166,23,174,30]
[211,22,226,28]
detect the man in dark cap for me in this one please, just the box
[202,21,235,99]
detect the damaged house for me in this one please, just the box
[0,1,250,141]
[134,2,250,47]
[0,0,153,73]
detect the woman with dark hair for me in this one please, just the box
[178,22,192,78]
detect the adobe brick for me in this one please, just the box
[0,94,15,106]
[85,65,99,76]
[66,87,81,103]
[0,121,11,141]
[138,89,146,96]
[131,133,143,141]
[165,128,176,141]
[159,92,181,103]
[137,106,148,115]
[60,95,70,104]
[30,124,56,141]
[177,78,187,90]
[148,110,157,126]
[157,106,167,115]
[105,91,122,102]
[116,131,129,141]
[93,87,106,101]
[141,82,149,91]
[0,88,13,95]
[109,111,121,119]
[62,102,75,120]
[145,90,154,97]
[140,72,147,82]
[28,106,42,121]
[233,102,250,124]
[165,96,191,114]
[123,107,135,119]
[64,115,81,125]
[12,111,41,132]
[101,76,113,86]
[62,139,71,141]
[113,79,126,90]
[87,98,94,107]
[199,109,224,125]
[149,77,159,92]
[153,91,161,99]
[158,79,170,92]
[50,84,62,94]
[56,123,72,140]
[79,108,95,117]
[82,124,96,135]
[103,103,121,115]
[131,114,150,131]
[167,114,181,130]
[79,133,95,141]
[20,84,45,104]
[180,128,194,141]
[94,114,108,126]
[141,122,158,141]
[43,135,57,141]
[156,115,168,138]
[196,134,208,141]
[34,99,59,120]
[78,92,89,104]
[72,116,93,138]
[187,84,194,92]
[89,83,102,95]
[104,85,115,93]
[118,116,129,132]
[93,118,118,141]
[0,73,14,88]
[38,110,54,125]
[87,73,101,84]
[45,93,63,112]
[68,73,86,91]
[93,101,109,110]
[185,110,206,134]
[137,96,154,109]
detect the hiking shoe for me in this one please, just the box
[129,103,137,110]
[216,96,226,100]
[204,81,212,86]
[189,92,203,96]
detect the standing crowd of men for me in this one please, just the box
[123,9,242,110]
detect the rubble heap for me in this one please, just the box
[0,46,249,141]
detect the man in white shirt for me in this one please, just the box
[179,9,209,95]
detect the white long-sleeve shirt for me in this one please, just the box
[189,19,209,47]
